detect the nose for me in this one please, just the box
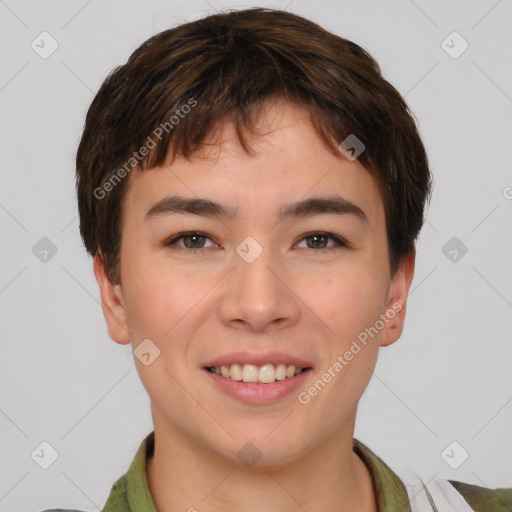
[218,242,301,333]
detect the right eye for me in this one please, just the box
[163,231,219,253]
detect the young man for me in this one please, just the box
[45,7,511,512]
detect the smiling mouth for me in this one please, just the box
[205,363,312,384]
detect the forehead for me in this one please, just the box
[121,99,384,225]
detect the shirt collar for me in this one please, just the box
[353,438,411,512]
[107,431,411,512]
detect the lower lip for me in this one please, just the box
[203,368,312,404]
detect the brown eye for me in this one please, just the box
[296,232,348,252]
[164,231,217,252]
[182,234,206,248]
[305,234,329,249]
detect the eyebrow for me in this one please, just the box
[144,195,368,223]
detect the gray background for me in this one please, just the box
[1,0,511,510]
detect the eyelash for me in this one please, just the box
[163,231,349,255]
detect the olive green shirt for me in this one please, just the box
[43,431,512,512]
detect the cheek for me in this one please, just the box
[120,249,217,344]
[299,274,384,418]
[118,247,173,339]
[306,270,387,339]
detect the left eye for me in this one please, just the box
[295,232,347,251]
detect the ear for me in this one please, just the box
[93,255,131,345]
[379,249,416,348]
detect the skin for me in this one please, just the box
[94,98,415,512]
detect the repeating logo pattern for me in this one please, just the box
[1,1,510,510]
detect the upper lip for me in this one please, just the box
[202,351,314,369]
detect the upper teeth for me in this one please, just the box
[209,363,305,384]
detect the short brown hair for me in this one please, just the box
[76,7,432,284]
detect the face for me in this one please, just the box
[95,99,414,466]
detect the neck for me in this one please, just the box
[146,415,377,512]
